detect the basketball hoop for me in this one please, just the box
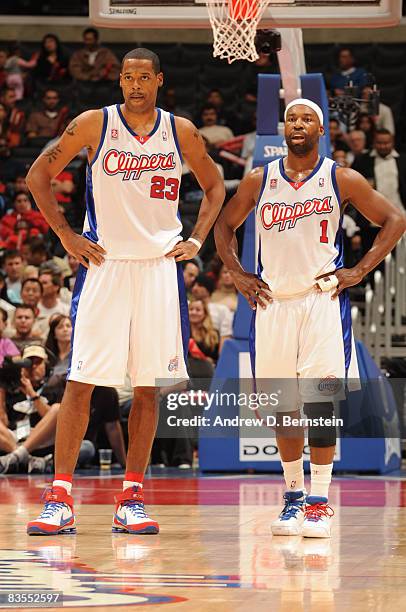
[204,0,272,64]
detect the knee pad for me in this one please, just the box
[303,402,336,448]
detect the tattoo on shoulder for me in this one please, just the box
[66,120,78,136]
[43,144,62,164]
[193,129,201,140]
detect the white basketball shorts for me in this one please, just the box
[250,288,359,409]
[67,256,189,387]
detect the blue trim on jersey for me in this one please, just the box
[255,164,268,211]
[90,107,108,168]
[339,290,352,376]
[249,310,256,379]
[279,155,325,188]
[67,265,88,379]
[176,262,190,363]
[84,166,99,243]
[331,162,352,375]
[170,113,183,163]
[116,104,161,139]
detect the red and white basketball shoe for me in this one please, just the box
[27,486,76,536]
[302,496,334,538]
[112,486,159,535]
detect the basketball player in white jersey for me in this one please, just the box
[25,48,225,535]
[215,99,406,537]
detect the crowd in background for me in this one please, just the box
[0,30,404,473]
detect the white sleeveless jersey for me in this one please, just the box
[83,104,183,259]
[256,156,343,297]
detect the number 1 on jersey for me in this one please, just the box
[320,219,329,243]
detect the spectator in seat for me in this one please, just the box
[347,130,368,166]
[351,129,406,211]
[0,307,19,365]
[329,118,349,153]
[26,89,70,140]
[189,298,219,364]
[0,273,16,322]
[205,89,239,133]
[0,137,26,182]
[161,87,192,121]
[198,105,234,147]
[0,345,61,474]
[361,86,395,135]
[10,304,42,353]
[4,42,37,100]
[34,34,70,84]
[45,314,72,378]
[69,27,120,82]
[0,102,9,141]
[37,271,70,335]
[3,249,24,303]
[330,47,367,96]
[22,237,70,280]
[0,49,7,89]
[191,274,233,352]
[0,87,25,148]
[356,113,376,150]
[0,192,49,245]
[183,260,200,293]
[332,149,350,167]
[211,264,238,312]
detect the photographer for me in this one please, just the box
[0,344,63,474]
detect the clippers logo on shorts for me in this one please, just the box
[260,196,333,232]
[102,149,176,181]
[168,356,179,372]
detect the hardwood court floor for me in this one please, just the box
[0,474,405,611]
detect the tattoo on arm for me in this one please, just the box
[193,130,201,140]
[66,120,78,136]
[55,221,69,234]
[44,144,62,164]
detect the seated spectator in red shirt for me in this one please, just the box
[189,298,219,364]
[0,49,7,89]
[51,170,75,206]
[33,34,70,83]
[0,87,25,148]
[10,304,42,353]
[0,192,49,243]
[0,307,19,365]
[69,27,120,82]
[26,89,69,140]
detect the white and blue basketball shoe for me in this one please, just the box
[302,496,334,538]
[112,486,159,535]
[271,491,305,536]
[27,487,76,536]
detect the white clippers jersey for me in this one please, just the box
[256,156,343,297]
[83,104,183,259]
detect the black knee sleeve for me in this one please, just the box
[303,402,336,448]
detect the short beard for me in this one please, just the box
[286,138,315,157]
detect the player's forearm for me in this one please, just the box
[26,171,75,240]
[353,213,406,279]
[191,183,225,243]
[214,214,245,275]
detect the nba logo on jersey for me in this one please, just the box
[168,356,179,372]
[162,130,168,141]
[319,177,325,187]
[111,129,118,139]
[270,178,278,189]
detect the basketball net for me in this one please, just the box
[204,0,271,64]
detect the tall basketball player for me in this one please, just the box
[215,99,406,538]
[26,48,225,535]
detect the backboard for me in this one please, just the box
[89,0,402,29]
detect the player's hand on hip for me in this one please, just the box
[315,268,363,299]
[60,233,106,268]
[231,270,272,310]
[165,240,199,262]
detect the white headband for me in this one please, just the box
[284,98,324,126]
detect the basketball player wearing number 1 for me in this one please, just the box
[25,48,225,535]
[215,98,406,537]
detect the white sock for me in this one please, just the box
[281,457,304,493]
[123,481,143,491]
[53,480,72,495]
[14,446,29,463]
[310,463,333,499]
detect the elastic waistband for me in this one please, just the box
[270,286,319,301]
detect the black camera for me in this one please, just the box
[0,356,32,393]
[255,29,282,55]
